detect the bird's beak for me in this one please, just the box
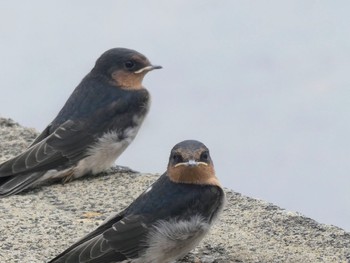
[134,65,162,74]
[188,159,198,167]
[174,160,208,168]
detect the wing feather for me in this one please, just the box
[103,215,149,259]
[0,171,46,196]
[49,214,150,263]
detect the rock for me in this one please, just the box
[0,117,349,263]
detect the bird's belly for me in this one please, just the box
[135,215,210,263]
[73,127,140,177]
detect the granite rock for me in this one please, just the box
[0,117,349,263]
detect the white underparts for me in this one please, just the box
[133,215,210,263]
[74,127,139,177]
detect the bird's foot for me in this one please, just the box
[62,169,75,184]
[113,165,139,174]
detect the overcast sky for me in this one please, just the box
[0,1,349,231]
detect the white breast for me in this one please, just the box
[134,215,210,263]
[73,114,146,178]
[73,131,135,177]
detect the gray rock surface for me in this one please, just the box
[0,117,349,263]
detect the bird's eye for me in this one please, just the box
[200,151,209,162]
[172,154,183,163]
[124,60,135,69]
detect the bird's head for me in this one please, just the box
[91,48,162,89]
[167,140,220,186]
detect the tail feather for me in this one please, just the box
[0,172,45,197]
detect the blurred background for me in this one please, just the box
[0,1,349,231]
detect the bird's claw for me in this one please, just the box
[114,165,139,174]
[62,170,75,184]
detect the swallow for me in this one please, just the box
[0,48,161,197]
[48,140,225,263]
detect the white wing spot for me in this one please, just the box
[145,186,152,193]
[54,133,62,139]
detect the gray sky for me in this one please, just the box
[0,1,349,231]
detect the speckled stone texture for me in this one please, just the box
[0,117,349,263]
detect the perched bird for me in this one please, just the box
[0,48,161,197]
[49,140,225,263]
